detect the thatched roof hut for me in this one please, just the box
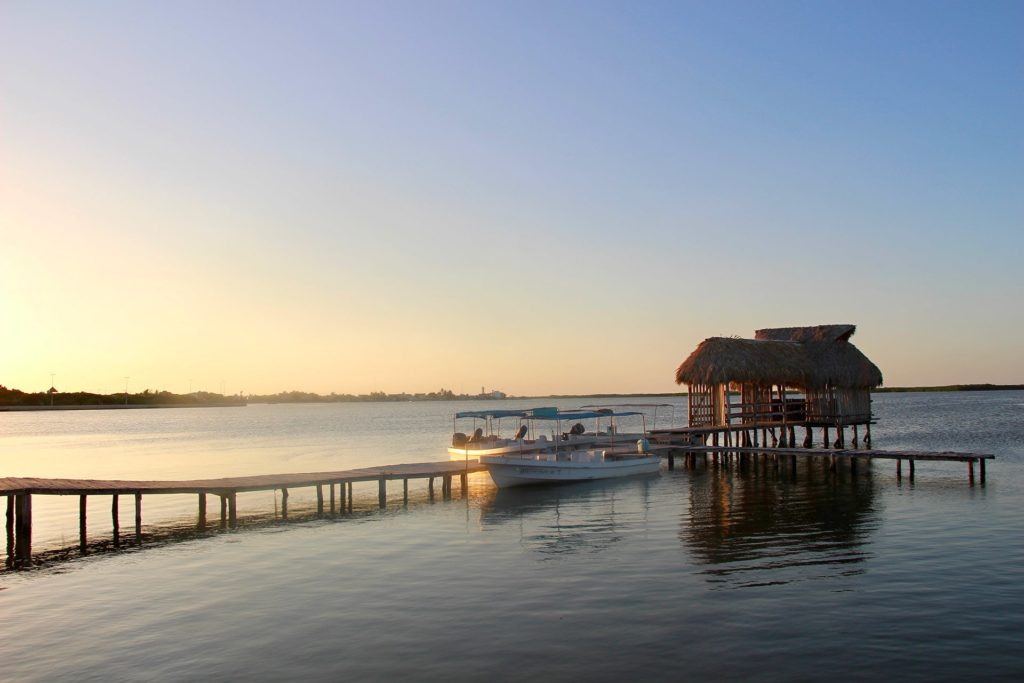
[675,324,882,429]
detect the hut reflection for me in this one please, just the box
[681,460,879,588]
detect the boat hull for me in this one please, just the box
[482,455,662,488]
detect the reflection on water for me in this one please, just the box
[683,459,878,588]
[478,476,656,558]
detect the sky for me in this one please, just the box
[1,1,1022,396]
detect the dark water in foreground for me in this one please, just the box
[1,392,1023,681]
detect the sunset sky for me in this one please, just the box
[2,1,1021,396]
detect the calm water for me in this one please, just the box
[1,393,1023,681]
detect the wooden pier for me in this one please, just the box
[652,430,993,485]
[3,460,483,566]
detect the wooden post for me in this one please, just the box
[347,482,353,510]
[969,459,975,485]
[15,494,32,562]
[111,494,120,547]
[80,495,88,552]
[850,457,857,476]
[316,485,324,516]
[668,454,675,470]
[909,459,915,481]
[428,477,435,498]
[378,477,387,508]
[281,488,289,519]
[198,493,207,529]
[228,492,237,527]
[804,427,812,448]
[135,492,142,543]
[5,495,13,537]
[823,426,829,448]
[330,483,336,513]
[896,459,902,480]
[460,472,468,494]
[852,425,859,448]
[980,458,986,484]
[865,422,872,447]
[403,478,409,503]
[219,495,227,527]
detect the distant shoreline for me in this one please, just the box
[0,402,247,412]
[1,384,1020,413]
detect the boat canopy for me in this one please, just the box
[454,409,528,420]
[526,409,643,421]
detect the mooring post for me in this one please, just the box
[198,493,207,529]
[228,492,237,528]
[316,485,324,516]
[5,495,13,537]
[14,494,32,562]
[378,477,387,508]
[135,492,142,543]
[281,488,289,519]
[112,494,120,547]
[79,494,88,552]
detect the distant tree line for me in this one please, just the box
[0,385,239,407]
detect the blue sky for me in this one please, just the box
[2,1,1021,394]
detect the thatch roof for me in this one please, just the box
[675,338,810,386]
[755,324,856,343]
[676,326,882,389]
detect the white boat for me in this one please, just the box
[472,408,663,488]
[482,447,662,488]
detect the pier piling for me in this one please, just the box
[198,493,207,529]
[111,494,119,547]
[80,495,87,552]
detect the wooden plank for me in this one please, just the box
[0,460,487,497]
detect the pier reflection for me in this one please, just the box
[680,458,879,588]
[477,476,656,558]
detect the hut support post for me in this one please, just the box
[804,426,813,448]
[79,495,88,552]
[909,459,915,481]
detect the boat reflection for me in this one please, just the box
[681,459,880,588]
[478,475,657,558]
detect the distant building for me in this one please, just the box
[490,390,507,399]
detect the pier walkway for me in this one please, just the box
[3,460,484,565]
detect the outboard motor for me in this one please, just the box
[569,422,586,436]
[452,432,468,448]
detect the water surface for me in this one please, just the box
[1,393,1022,681]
